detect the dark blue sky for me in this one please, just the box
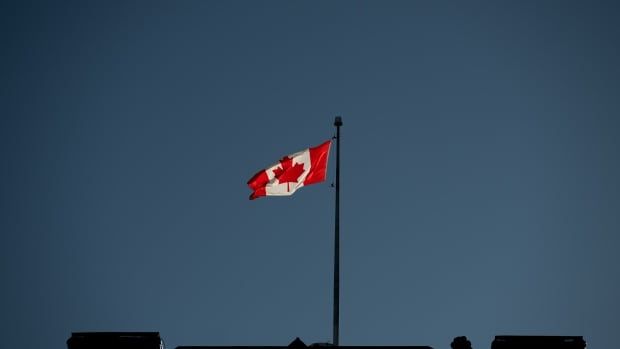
[2,1,619,348]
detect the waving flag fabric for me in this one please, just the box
[247,140,332,200]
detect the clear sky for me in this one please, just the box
[1,1,619,348]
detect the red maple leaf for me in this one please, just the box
[272,156,305,192]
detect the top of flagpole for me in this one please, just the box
[334,116,343,127]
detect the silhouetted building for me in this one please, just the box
[491,336,586,349]
[176,337,433,349]
[67,332,163,349]
[66,332,588,349]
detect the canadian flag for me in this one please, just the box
[247,140,332,200]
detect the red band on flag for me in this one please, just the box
[304,140,331,186]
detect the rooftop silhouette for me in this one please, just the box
[66,333,588,349]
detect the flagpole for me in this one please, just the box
[333,116,342,346]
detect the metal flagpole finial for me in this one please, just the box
[334,116,343,127]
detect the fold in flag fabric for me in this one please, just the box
[247,140,332,200]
